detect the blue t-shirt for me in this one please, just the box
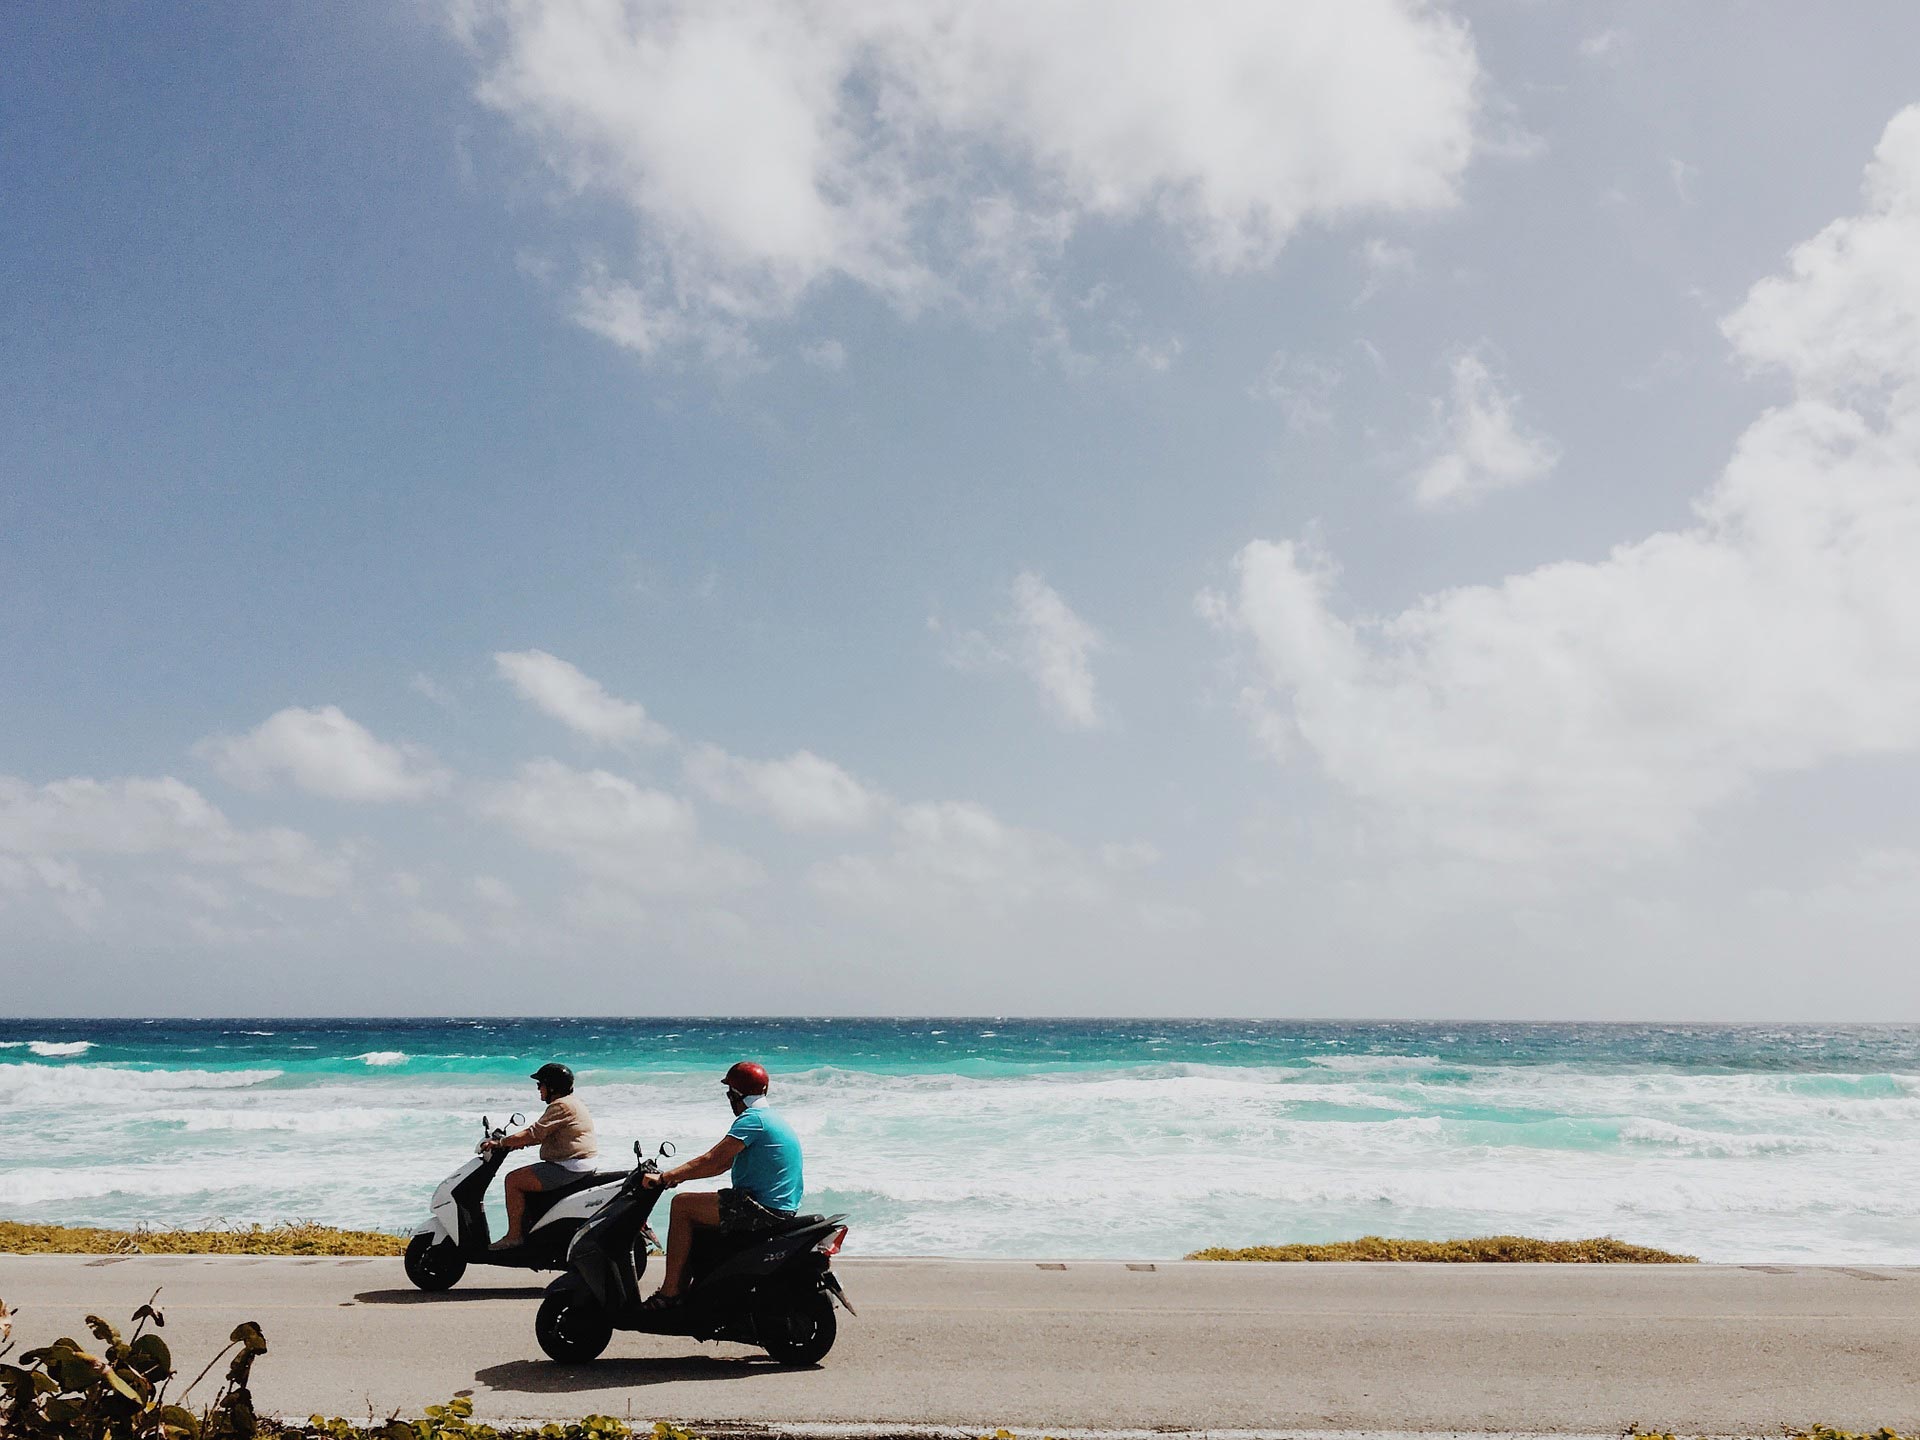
[726,1104,804,1214]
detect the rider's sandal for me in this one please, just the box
[638,1292,682,1312]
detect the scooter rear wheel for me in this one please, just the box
[536,1290,613,1363]
[755,1289,837,1367]
[403,1234,466,1292]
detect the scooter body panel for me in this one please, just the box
[415,1132,624,1272]
[554,1182,660,1315]
[696,1216,846,1288]
[523,1175,619,1238]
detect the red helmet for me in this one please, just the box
[722,1060,770,1096]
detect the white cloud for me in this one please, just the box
[470,874,519,908]
[494,650,672,746]
[800,338,847,371]
[563,882,653,935]
[1668,156,1700,205]
[810,800,1107,912]
[0,774,353,899]
[944,573,1108,729]
[1205,106,1920,864]
[1007,574,1107,729]
[684,744,888,831]
[409,908,468,945]
[0,855,104,928]
[1723,110,1920,399]
[1410,350,1559,509]
[1099,840,1161,871]
[452,0,1482,358]
[410,672,456,707]
[1354,236,1415,305]
[478,759,759,893]
[1131,336,1184,374]
[1579,29,1623,61]
[197,706,449,802]
[1254,351,1344,432]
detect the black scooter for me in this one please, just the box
[534,1141,854,1367]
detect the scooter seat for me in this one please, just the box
[768,1211,830,1234]
[542,1170,627,1201]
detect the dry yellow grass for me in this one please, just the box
[1186,1234,1697,1263]
[0,1219,407,1256]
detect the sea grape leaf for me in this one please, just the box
[128,1332,173,1380]
[105,1364,146,1401]
[44,1394,83,1423]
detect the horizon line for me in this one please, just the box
[5,1014,1917,1027]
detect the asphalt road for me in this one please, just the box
[3,1256,1918,1434]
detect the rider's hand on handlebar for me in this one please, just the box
[639,1170,666,1191]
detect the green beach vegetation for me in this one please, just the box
[1186,1234,1697,1262]
[0,1221,407,1257]
[0,1292,266,1439]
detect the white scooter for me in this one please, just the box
[403,1113,629,1291]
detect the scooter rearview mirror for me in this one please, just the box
[659,1141,676,1158]
[633,1140,642,1158]
[510,1112,526,1127]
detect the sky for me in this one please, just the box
[4,2,1920,1019]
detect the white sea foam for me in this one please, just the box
[0,1064,283,1101]
[0,1154,367,1207]
[355,1051,409,1066]
[27,1040,93,1057]
[1617,1119,1827,1157]
[147,1107,410,1134]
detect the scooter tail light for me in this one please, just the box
[815,1226,847,1256]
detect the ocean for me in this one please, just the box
[2,1018,1917,1262]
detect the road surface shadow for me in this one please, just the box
[353,1288,544,1305]
[477,1355,806,1392]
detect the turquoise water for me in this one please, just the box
[4,1018,1918,1260]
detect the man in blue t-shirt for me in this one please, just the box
[640,1059,805,1306]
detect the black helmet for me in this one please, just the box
[530,1062,574,1096]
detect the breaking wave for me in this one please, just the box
[0,1064,283,1101]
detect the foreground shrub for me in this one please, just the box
[1186,1234,1697,1262]
[0,1290,266,1438]
[0,1221,407,1257]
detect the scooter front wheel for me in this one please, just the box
[755,1288,837,1366]
[403,1233,467,1292]
[536,1290,613,1363]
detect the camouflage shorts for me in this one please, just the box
[717,1187,791,1234]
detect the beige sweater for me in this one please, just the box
[525,1095,597,1162]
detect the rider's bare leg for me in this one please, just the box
[657,1189,721,1297]
[494,1166,542,1249]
